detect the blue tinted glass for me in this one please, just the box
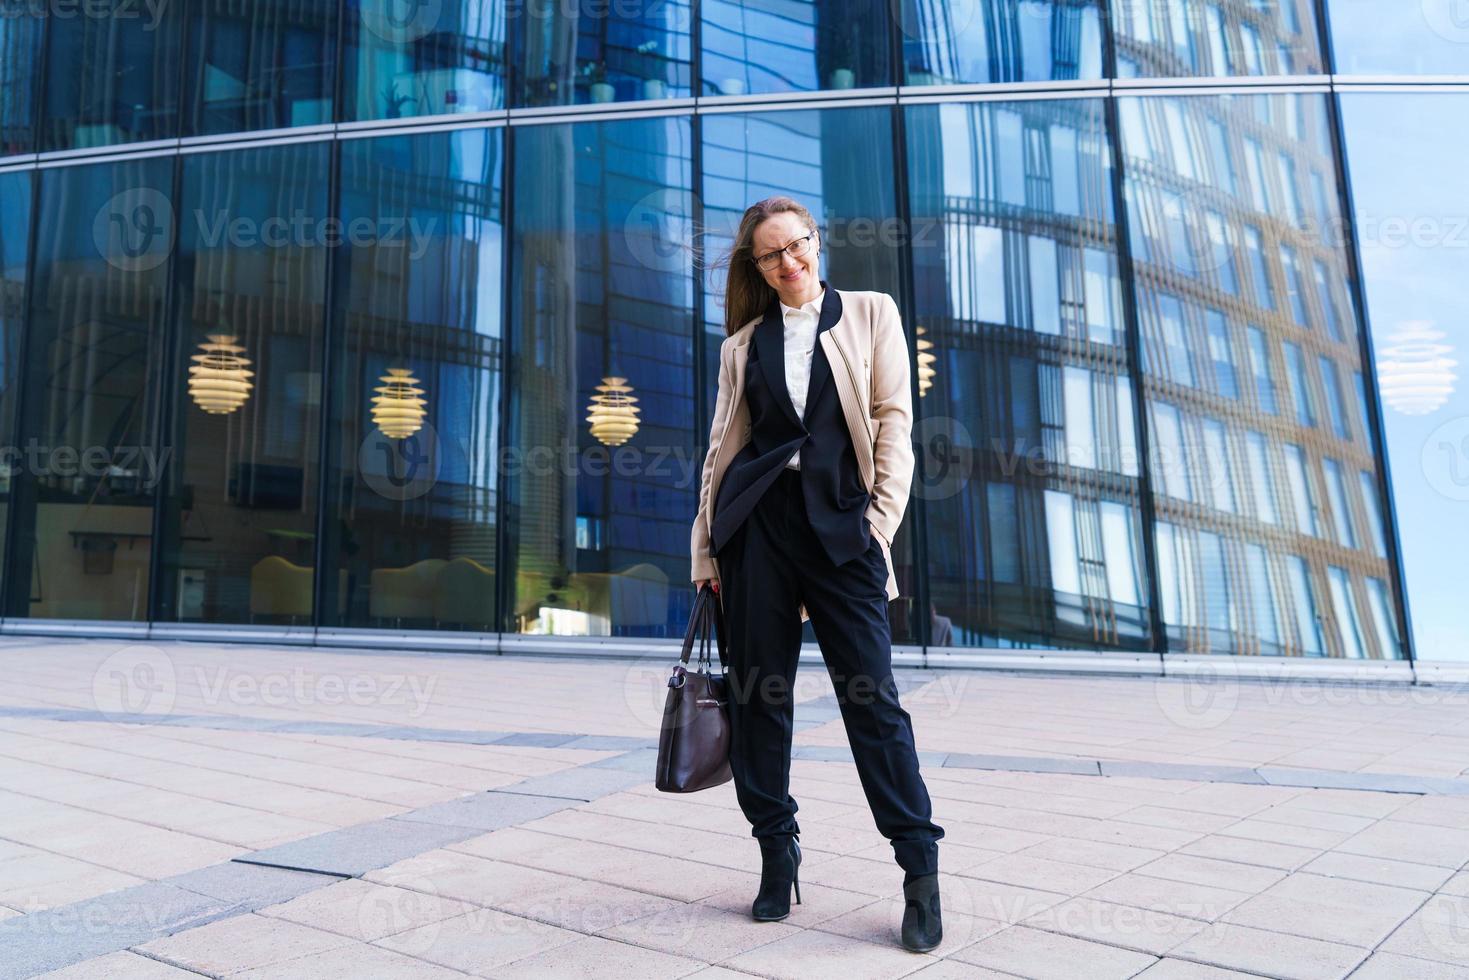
[343,1,507,120]
[906,97,1146,651]
[1113,0,1322,77]
[0,14,42,154]
[183,2,337,135]
[512,115,695,637]
[901,0,1103,85]
[516,0,693,106]
[320,128,505,630]
[42,1,185,150]
[703,0,891,94]
[1121,91,1391,656]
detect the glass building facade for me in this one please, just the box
[0,1,1459,667]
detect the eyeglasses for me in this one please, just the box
[751,234,815,271]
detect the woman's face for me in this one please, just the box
[751,212,820,302]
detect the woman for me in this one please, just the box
[690,196,945,952]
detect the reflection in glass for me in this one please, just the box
[1112,0,1322,78]
[9,160,172,620]
[1340,93,1469,662]
[182,0,337,136]
[322,128,504,631]
[0,172,29,598]
[1120,92,1400,657]
[514,1,693,108]
[41,0,185,150]
[907,97,1147,651]
[156,142,329,624]
[702,0,892,95]
[0,13,42,154]
[699,105,908,638]
[343,0,507,121]
[900,0,1103,85]
[509,116,693,636]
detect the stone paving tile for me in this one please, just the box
[256,877,473,942]
[1165,921,1369,979]
[599,901,802,961]
[1336,821,1469,869]
[1298,850,1456,892]
[493,934,707,979]
[809,884,1008,954]
[1376,894,1469,967]
[945,753,1101,776]
[948,923,1158,978]
[1347,951,1469,979]
[34,950,206,979]
[1132,957,1272,978]
[374,906,584,975]
[1019,895,1213,956]
[135,913,356,975]
[1080,872,1254,922]
[393,789,580,832]
[1215,872,1428,948]
[231,940,470,979]
[1175,834,1323,872]
[721,926,940,980]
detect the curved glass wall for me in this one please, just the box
[0,0,1440,661]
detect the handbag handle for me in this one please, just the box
[679,583,727,672]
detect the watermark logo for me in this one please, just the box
[92,644,177,722]
[913,414,974,502]
[1153,663,1240,731]
[1421,416,1469,502]
[1422,0,1469,44]
[360,421,442,502]
[93,187,174,274]
[360,0,444,44]
[357,873,447,954]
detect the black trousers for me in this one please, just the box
[714,465,944,877]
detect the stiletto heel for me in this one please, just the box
[752,836,801,921]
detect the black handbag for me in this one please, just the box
[655,583,732,793]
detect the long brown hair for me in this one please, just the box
[711,196,820,337]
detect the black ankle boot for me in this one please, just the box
[900,872,942,951]
[751,837,801,921]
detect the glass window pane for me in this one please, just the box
[519,0,693,107]
[0,172,29,597]
[1122,91,1392,657]
[156,143,330,625]
[343,1,508,121]
[910,96,1146,651]
[511,115,694,638]
[320,127,505,631]
[1113,0,1322,78]
[183,1,337,136]
[701,0,874,97]
[1329,0,1469,74]
[0,14,42,154]
[1340,92,1465,663]
[12,159,172,621]
[902,0,1103,85]
[41,0,185,150]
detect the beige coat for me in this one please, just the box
[690,288,914,623]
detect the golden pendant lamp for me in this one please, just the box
[187,333,255,414]
[586,375,640,446]
[915,325,936,397]
[372,367,428,439]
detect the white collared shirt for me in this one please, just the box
[778,286,825,470]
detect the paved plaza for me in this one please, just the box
[2,638,1468,978]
